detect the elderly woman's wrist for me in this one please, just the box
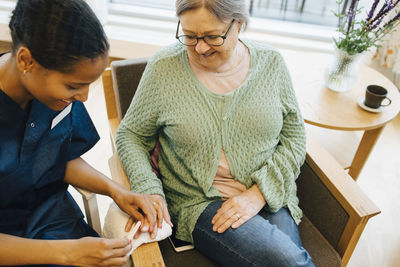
[139,185,165,199]
[250,184,267,204]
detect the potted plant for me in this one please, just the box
[326,0,400,92]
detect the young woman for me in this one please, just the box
[0,0,163,266]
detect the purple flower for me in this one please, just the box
[335,0,400,54]
[368,0,397,28]
[375,0,391,20]
[346,0,360,35]
[375,1,387,18]
[367,0,380,23]
[348,0,359,12]
[383,12,400,28]
[370,16,384,30]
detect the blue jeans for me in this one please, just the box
[192,201,314,267]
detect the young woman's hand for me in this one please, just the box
[65,237,131,267]
[111,187,159,236]
[124,194,173,239]
[211,184,266,233]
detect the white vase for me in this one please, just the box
[325,48,363,93]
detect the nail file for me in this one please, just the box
[125,221,141,256]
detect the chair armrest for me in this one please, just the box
[303,131,380,266]
[131,241,165,267]
[74,186,94,200]
[108,152,166,267]
[73,186,102,235]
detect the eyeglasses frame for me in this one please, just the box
[175,19,236,47]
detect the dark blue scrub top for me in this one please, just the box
[0,87,100,240]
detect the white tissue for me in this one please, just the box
[102,202,172,254]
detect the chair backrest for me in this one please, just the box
[110,58,148,121]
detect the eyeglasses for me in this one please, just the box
[175,19,236,46]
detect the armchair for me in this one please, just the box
[80,58,380,267]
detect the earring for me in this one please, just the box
[23,69,27,75]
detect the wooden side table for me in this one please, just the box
[285,52,400,180]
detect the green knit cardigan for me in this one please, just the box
[116,39,306,243]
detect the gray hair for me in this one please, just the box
[175,0,249,30]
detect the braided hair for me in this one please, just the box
[9,0,109,73]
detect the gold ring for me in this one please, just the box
[153,201,158,206]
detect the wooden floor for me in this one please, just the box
[74,77,400,267]
[346,113,400,267]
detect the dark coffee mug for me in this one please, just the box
[364,85,392,109]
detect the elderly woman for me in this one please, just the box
[116,0,314,266]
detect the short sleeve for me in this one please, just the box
[67,102,100,161]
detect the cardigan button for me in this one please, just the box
[222,116,227,121]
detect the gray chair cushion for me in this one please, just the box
[300,216,342,267]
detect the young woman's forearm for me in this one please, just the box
[64,157,117,198]
[0,233,132,266]
[0,233,69,265]
[64,157,163,234]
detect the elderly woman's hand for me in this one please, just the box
[211,185,266,233]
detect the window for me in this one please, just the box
[109,0,372,28]
[0,0,16,19]
[110,0,175,10]
[107,0,341,52]
[250,0,340,27]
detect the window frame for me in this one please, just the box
[107,2,336,53]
